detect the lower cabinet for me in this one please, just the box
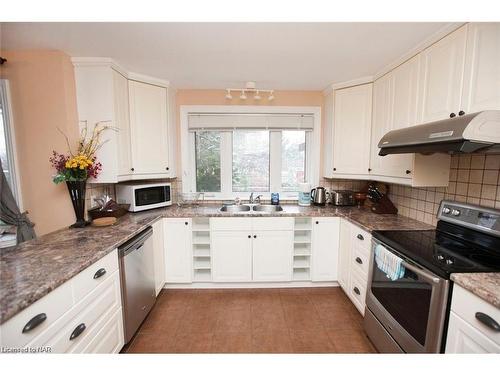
[212,231,253,282]
[311,217,340,281]
[152,219,166,295]
[337,219,372,315]
[164,218,192,283]
[445,284,500,353]
[252,231,293,282]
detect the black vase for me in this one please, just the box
[66,180,89,228]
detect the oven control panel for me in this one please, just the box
[438,200,500,237]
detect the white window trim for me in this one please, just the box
[180,105,321,201]
[0,80,23,210]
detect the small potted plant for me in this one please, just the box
[49,122,110,228]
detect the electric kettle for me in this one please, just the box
[310,187,329,206]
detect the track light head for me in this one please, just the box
[240,90,247,100]
[268,91,274,101]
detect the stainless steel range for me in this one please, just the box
[364,200,500,353]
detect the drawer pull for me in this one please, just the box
[93,268,107,279]
[353,287,361,295]
[69,323,86,341]
[475,312,500,332]
[22,313,47,333]
[355,257,363,264]
[357,234,364,240]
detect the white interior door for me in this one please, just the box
[211,231,252,282]
[252,231,293,282]
[128,80,169,175]
[332,83,373,175]
[419,25,467,123]
[311,217,340,281]
[164,219,192,283]
[462,23,500,113]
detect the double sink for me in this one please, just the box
[220,204,284,213]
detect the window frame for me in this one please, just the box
[181,105,321,201]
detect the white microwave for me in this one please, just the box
[116,182,172,212]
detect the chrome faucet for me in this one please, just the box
[249,192,263,204]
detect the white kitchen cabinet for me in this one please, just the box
[252,231,293,282]
[337,218,351,290]
[331,84,373,176]
[446,285,500,353]
[128,80,170,176]
[211,231,253,282]
[164,218,192,283]
[461,23,500,113]
[418,25,468,123]
[311,217,340,281]
[113,71,133,177]
[152,219,166,295]
[322,90,335,178]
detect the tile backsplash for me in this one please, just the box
[386,153,500,226]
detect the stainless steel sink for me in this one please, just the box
[220,204,251,212]
[252,205,284,212]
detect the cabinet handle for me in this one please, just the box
[69,323,86,341]
[368,168,372,172]
[449,112,456,118]
[248,235,251,238]
[333,168,336,171]
[93,268,107,279]
[405,170,411,174]
[253,235,257,239]
[130,167,135,172]
[22,313,47,333]
[357,234,364,240]
[166,167,169,171]
[355,257,363,264]
[315,221,319,224]
[458,110,465,116]
[475,312,500,332]
[353,287,361,295]
[184,222,188,225]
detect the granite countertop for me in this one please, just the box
[0,204,432,324]
[451,273,500,309]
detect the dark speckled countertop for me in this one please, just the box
[0,204,432,324]
[451,273,500,309]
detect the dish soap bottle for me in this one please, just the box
[298,182,311,206]
[271,192,280,205]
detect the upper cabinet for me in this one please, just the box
[72,59,176,183]
[461,23,500,113]
[325,83,372,177]
[418,25,467,123]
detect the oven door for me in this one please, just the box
[134,185,171,210]
[366,238,449,353]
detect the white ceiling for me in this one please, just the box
[0,22,450,90]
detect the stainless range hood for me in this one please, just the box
[378,110,500,156]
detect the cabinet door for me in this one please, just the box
[462,23,500,113]
[252,231,293,282]
[419,25,467,123]
[311,217,340,281]
[332,83,373,175]
[128,80,169,175]
[152,219,165,295]
[337,219,351,290]
[164,219,192,283]
[112,71,132,177]
[322,91,335,178]
[446,312,500,353]
[212,231,252,282]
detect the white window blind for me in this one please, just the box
[188,113,314,131]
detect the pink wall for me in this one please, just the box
[0,50,80,235]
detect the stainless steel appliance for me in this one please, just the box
[330,190,355,206]
[365,201,500,353]
[310,187,328,206]
[378,110,500,156]
[116,182,172,212]
[118,227,156,344]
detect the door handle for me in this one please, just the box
[69,323,86,341]
[355,257,363,264]
[93,268,107,279]
[22,313,47,333]
[353,287,361,295]
[475,312,500,332]
[357,234,364,240]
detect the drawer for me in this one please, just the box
[351,244,370,277]
[27,271,121,353]
[451,285,500,346]
[72,249,119,301]
[351,225,371,250]
[72,308,124,353]
[0,280,73,348]
[348,272,367,316]
[210,217,252,231]
[252,217,294,231]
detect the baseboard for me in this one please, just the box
[163,281,340,289]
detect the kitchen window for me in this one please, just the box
[184,108,320,200]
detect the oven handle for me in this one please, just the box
[400,260,441,284]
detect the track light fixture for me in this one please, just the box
[225,81,275,101]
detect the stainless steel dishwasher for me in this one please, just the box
[118,226,156,344]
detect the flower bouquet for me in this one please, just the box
[49,122,110,228]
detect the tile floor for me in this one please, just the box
[123,287,376,354]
